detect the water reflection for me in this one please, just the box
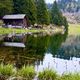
[0,32,49,68]
[36,53,80,74]
[0,31,80,73]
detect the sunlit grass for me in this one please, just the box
[0,64,14,77]
[0,27,44,34]
[17,66,36,79]
[0,27,63,35]
[60,73,80,80]
[0,64,80,80]
[69,24,80,35]
[38,69,58,80]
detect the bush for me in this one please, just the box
[17,66,36,80]
[0,64,15,78]
[38,69,58,80]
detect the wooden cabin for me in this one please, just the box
[3,14,29,28]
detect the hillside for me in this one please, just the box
[63,12,80,24]
[57,0,80,13]
[47,0,80,12]
[47,0,80,24]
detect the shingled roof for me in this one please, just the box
[3,14,26,19]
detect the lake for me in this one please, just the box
[0,31,80,74]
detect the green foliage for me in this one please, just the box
[62,17,68,30]
[36,0,50,25]
[51,1,68,30]
[0,64,80,80]
[0,0,68,28]
[0,64,14,76]
[13,0,37,25]
[17,66,36,79]
[60,73,80,80]
[38,69,58,80]
[0,0,13,17]
[38,71,80,80]
[51,1,63,26]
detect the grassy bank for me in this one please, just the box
[69,24,80,35]
[0,27,63,35]
[0,27,44,34]
[0,64,80,80]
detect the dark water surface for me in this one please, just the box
[0,32,80,74]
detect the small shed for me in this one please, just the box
[3,14,29,28]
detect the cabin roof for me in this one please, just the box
[3,14,26,19]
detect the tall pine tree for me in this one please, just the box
[36,0,50,25]
[13,0,24,14]
[0,0,13,18]
[51,1,68,30]
[13,0,37,25]
[51,1,63,26]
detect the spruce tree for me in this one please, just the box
[0,0,13,18]
[13,0,37,25]
[51,1,68,30]
[13,0,24,14]
[51,1,63,26]
[36,0,50,25]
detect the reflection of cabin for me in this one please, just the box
[3,14,29,28]
[3,34,26,48]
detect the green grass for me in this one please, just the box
[0,23,80,35]
[38,69,80,80]
[0,27,44,34]
[38,69,58,80]
[0,64,14,77]
[0,27,63,35]
[60,73,80,80]
[69,24,80,35]
[0,64,80,80]
[17,66,36,80]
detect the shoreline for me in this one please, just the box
[0,27,64,35]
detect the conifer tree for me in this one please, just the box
[51,1,63,26]
[51,1,68,30]
[36,0,50,25]
[0,0,13,17]
[13,0,37,25]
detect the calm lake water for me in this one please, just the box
[0,31,80,74]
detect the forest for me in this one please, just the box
[0,0,68,29]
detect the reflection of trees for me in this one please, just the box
[48,31,68,57]
[0,31,69,66]
[58,35,80,60]
[0,33,50,67]
[25,34,49,56]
